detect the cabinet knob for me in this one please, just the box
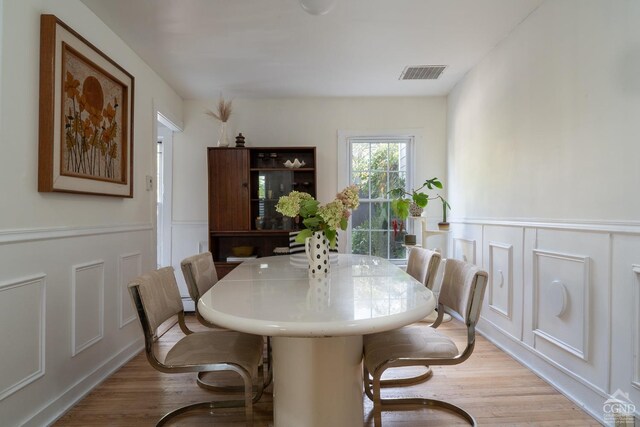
[242,182,248,188]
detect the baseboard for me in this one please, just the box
[22,337,144,427]
[476,323,609,425]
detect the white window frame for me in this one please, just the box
[337,129,421,261]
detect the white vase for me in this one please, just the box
[217,122,230,147]
[305,231,330,277]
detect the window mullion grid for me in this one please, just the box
[368,143,372,256]
[386,143,391,260]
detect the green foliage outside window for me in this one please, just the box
[350,141,408,260]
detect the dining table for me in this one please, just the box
[198,254,437,427]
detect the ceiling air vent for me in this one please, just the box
[399,65,447,80]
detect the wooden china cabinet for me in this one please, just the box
[207,146,317,278]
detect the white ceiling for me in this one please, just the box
[80,0,544,99]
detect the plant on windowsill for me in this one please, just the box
[388,177,451,241]
[437,195,451,230]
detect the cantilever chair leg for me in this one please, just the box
[363,364,476,427]
[197,336,273,393]
[365,367,433,388]
[369,307,444,388]
[158,364,260,427]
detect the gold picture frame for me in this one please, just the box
[38,14,134,197]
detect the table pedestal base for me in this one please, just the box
[272,336,363,427]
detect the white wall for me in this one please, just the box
[170,97,447,296]
[0,0,183,425]
[447,0,640,423]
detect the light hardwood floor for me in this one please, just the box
[54,315,601,426]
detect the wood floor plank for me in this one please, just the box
[53,315,600,426]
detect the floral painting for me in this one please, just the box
[62,45,127,183]
[39,14,134,197]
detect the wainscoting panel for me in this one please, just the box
[458,219,625,422]
[532,250,590,360]
[488,242,513,318]
[0,223,153,427]
[453,237,476,265]
[450,222,482,266]
[71,261,105,356]
[480,225,524,341]
[533,229,610,394]
[0,275,46,401]
[118,252,141,328]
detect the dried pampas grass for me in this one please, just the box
[205,96,232,122]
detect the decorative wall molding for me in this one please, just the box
[452,218,640,235]
[453,237,476,264]
[532,249,590,361]
[0,223,153,245]
[71,260,104,357]
[0,274,46,401]
[488,241,513,319]
[633,265,640,391]
[118,252,141,329]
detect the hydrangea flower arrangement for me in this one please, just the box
[275,185,360,248]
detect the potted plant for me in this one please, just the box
[388,177,451,241]
[436,195,451,230]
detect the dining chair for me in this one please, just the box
[378,247,443,388]
[180,251,220,329]
[406,247,443,325]
[363,258,488,426]
[180,251,272,391]
[128,266,265,426]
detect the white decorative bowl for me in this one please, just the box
[284,159,306,168]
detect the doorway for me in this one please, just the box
[156,113,180,268]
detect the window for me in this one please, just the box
[347,137,412,261]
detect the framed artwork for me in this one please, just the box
[38,14,135,197]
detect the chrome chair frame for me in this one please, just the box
[129,269,264,426]
[363,260,488,426]
[180,252,273,392]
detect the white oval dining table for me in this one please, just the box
[198,254,436,427]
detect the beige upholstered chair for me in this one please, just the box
[406,247,441,290]
[180,251,220,329]
[378,247,443,388]
[128,267,265,426]
[181,251,272,391]
[406,247,444,325]
[363,259,488,426]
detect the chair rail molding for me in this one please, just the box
[0,223,153,244]
[451,217,640,235]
